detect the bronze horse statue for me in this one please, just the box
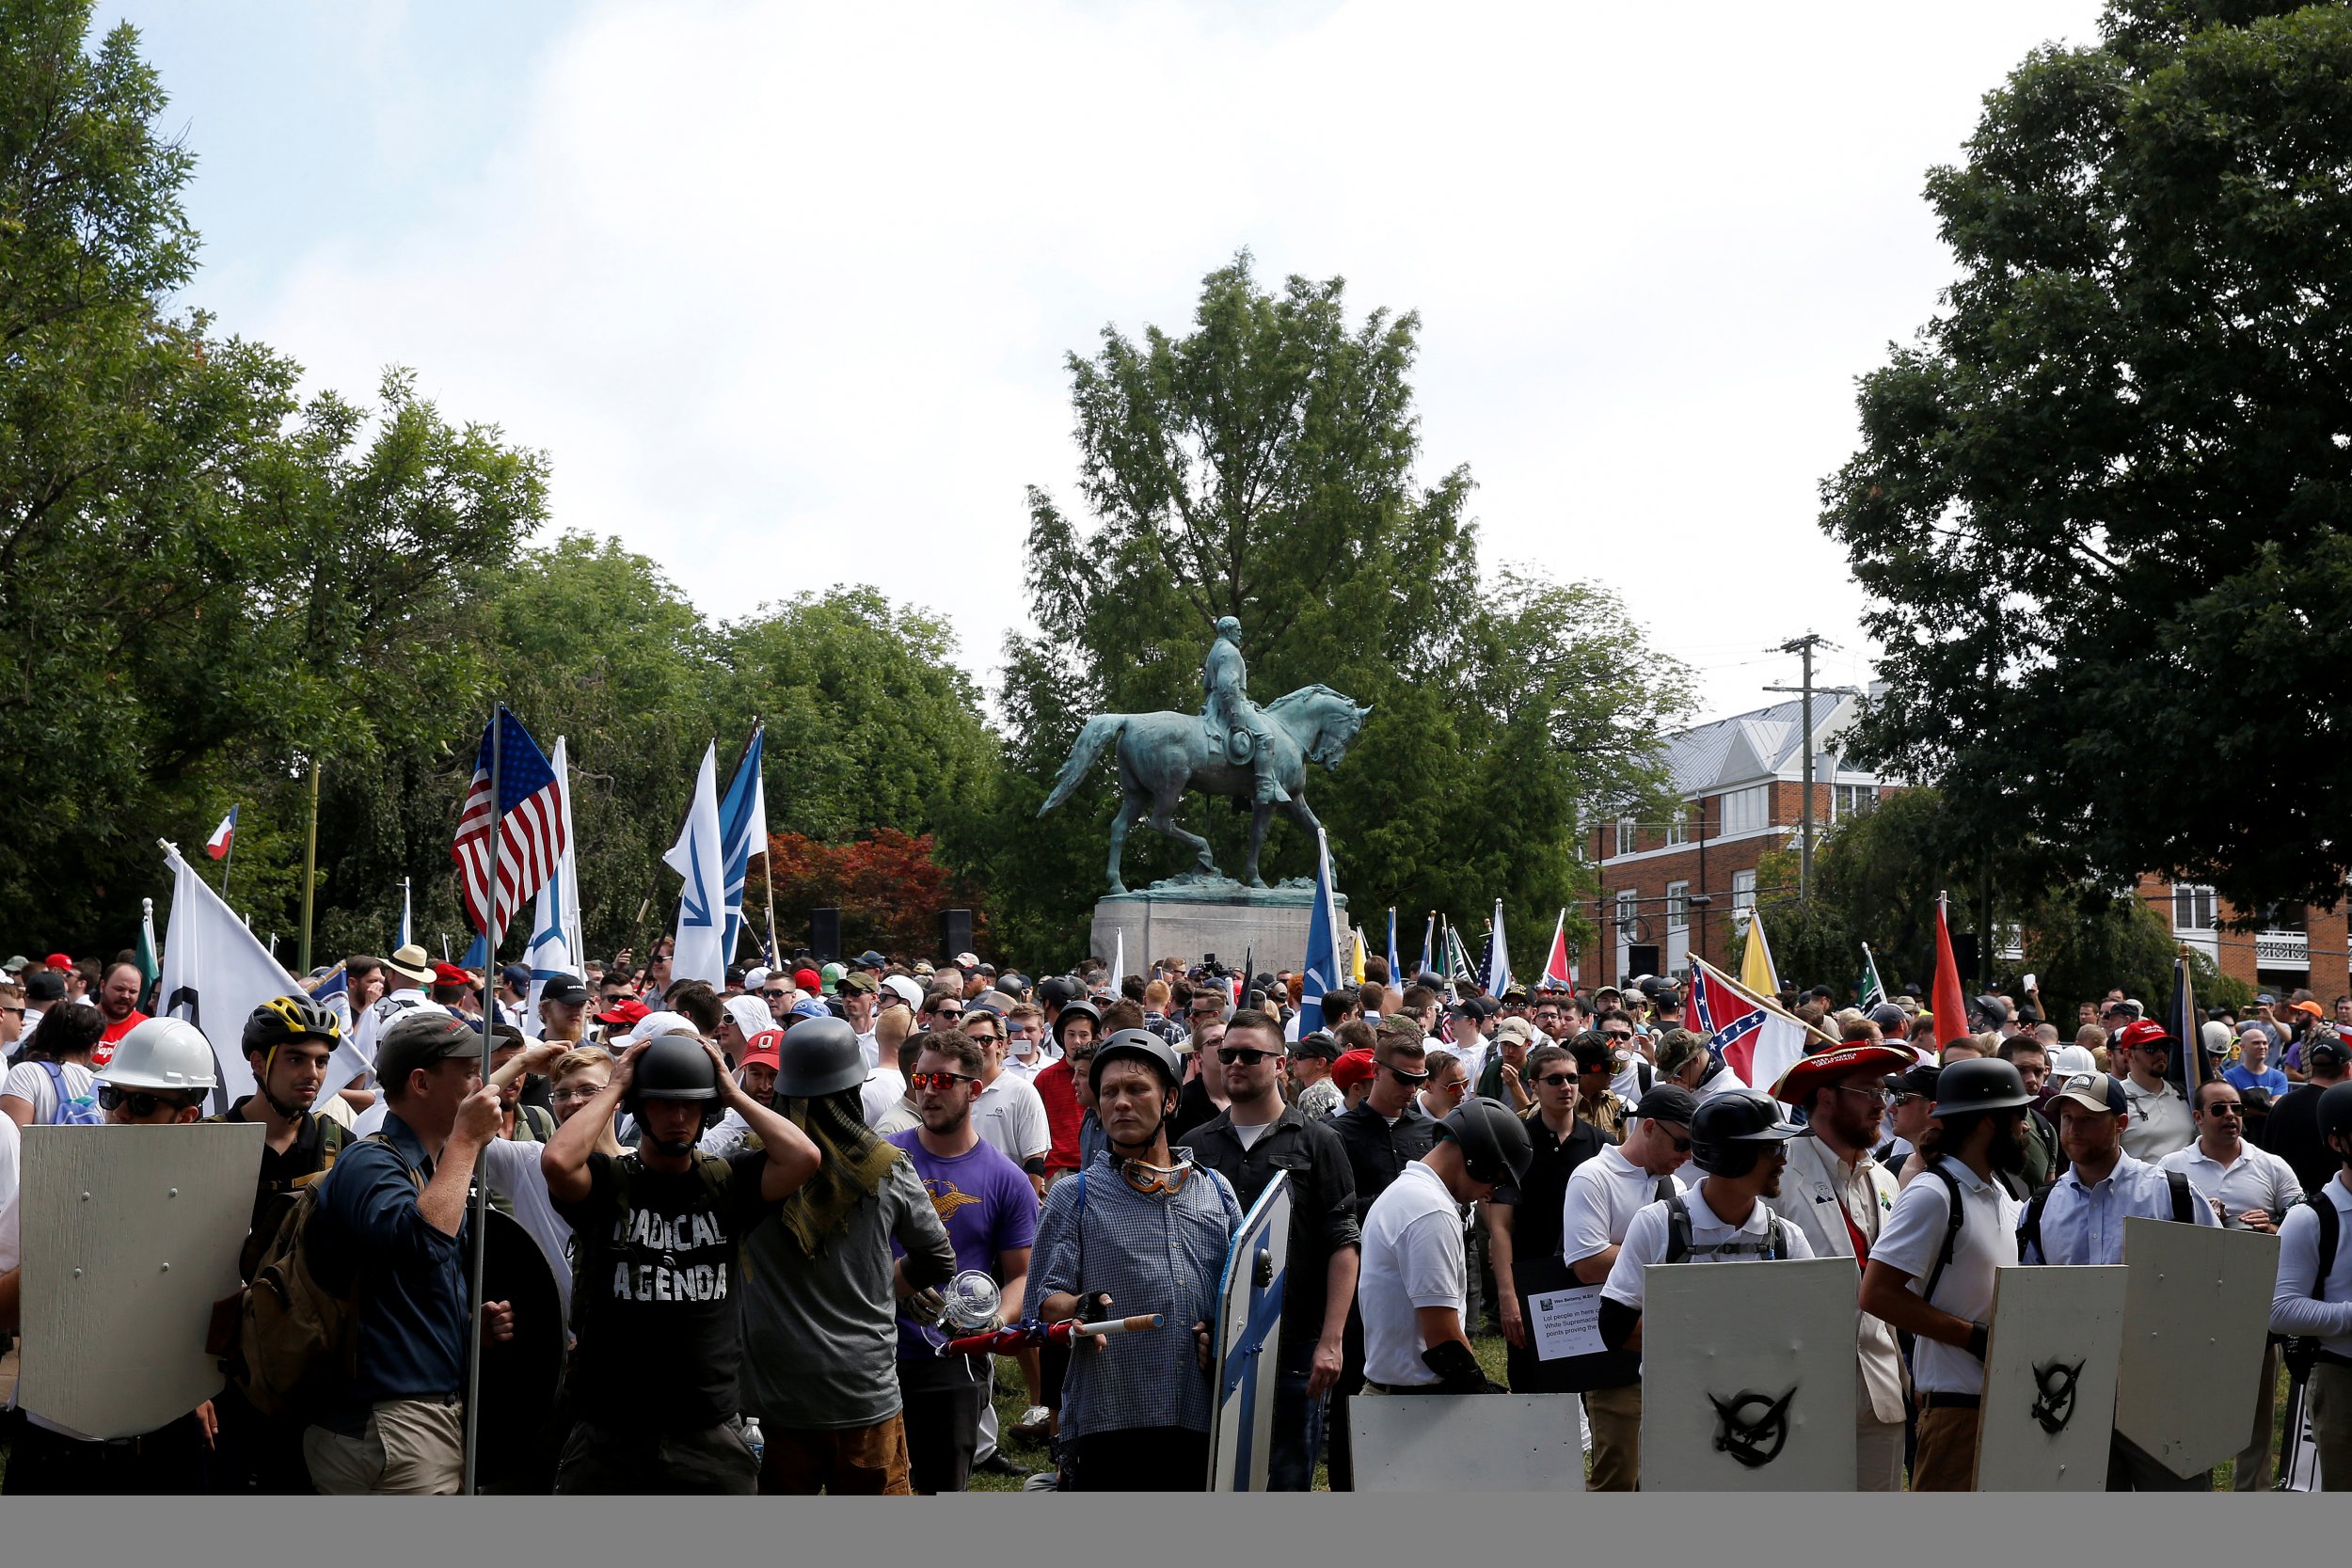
[1039,683,1371,895]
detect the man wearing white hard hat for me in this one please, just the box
[0,1018,221,1494]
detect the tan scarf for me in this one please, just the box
[773,1088,901,1258]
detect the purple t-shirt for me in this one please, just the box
[886,1130,1039,1361]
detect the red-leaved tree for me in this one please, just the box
[750,829,988,960]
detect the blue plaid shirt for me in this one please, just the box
[1031,1150,1242,1440]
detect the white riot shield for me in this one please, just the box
[1639,1257,1857,1491]
[18,1122,262,1439]
[2114,1216,2280,1479]
[1205,1170,1289,1491]
[1975,1265,2128,1491]
[1350,1392,1586,1489]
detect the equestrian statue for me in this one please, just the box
[1039,615,1370,895]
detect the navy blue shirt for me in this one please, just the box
[315,1113,470,1424]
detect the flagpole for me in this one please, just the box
[463,706,502,1497]
[299,758,321,975]
[221,810,236,907]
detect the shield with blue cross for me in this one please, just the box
[1205,1169,1292,1491]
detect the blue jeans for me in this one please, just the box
[1268,1363,1326,1492]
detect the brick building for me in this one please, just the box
[2139,877,2351,1002]
[1591,694,1883,986]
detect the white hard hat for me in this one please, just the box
[97,1017,220,1092]
[2049,1043,2097,1077]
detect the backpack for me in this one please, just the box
[1661,1191,1789,1264]
[2016,1167,2193,1266]
[203,1107,352,1282]
[220,1132,421,1421]
[509,1103,556,1144]
[35,1059,102,1126]
[1917,1161,2030,1303]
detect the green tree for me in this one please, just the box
[965,255,1691,969]
[1821,0,2352,913]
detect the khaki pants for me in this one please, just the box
[303,1398,466,1495]
[758,1415,913,1495]
[2234,1342,2277,1492]
[2312,1362,2352,1492]
[1911,1403,1979,1492]
[1583,1383,1641,1491]
[1855,1366,1905,1493]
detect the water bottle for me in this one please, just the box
[741,1417,764,1465]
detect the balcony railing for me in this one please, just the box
[2255,929,2309,968]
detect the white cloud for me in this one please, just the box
[246,0,2108,719]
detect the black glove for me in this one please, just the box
[1422,1338,1504,1395]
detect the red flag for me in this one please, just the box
[1541,909,1572,990]
[1931,891,1970,1050]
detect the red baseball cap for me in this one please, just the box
[44,952,71,971]
[739,1028,784,1073]
[793,967,823,993]
[595,998,650,1028]
[431,961,475,989]
[1332,1048,1378,1092]
[2115,1020,2175,1054]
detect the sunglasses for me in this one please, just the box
[1601,1031,1634,1041]
[2202,1101,2243,1117]
[1534,1073,1578,1089]
[1386,1062,1431,1085]
[1217,1046,1279,1066]
[96,1083,187,1117]
[931,1006,964,1020]
[761,988,789,1001]
[910,1070,978,1092]
[964,1032,1001,1045]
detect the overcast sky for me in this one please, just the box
[102,0,2109,723]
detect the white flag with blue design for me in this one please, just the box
[666,741,728,987]
[524,736,585,1035]
[717,722,767,964]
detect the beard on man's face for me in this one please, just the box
[1987,1115,2029,1175]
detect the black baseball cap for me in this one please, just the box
[540,975,591,1007]
[1290,1029,1342,1063]
[1633,1083,1699,1126]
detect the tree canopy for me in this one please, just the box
[1821,0,2352,913]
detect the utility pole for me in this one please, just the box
[1766,633,1830,903]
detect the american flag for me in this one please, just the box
[452,708,567,940]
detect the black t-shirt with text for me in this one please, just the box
[555,1148,770,1431]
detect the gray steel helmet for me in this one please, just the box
[1690,1089,1804,1178]
[1440,1095,1534,1187]
[773,1014,866,1099]
[1089,1028,1181,1096]
[1932,1055,2033,1117]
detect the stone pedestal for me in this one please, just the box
[1089,874,1345,977]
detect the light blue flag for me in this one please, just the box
[717,722,768,964]
[1297,829,1343,1036]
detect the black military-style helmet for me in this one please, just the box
[1089,1028,1181,1096]
[626,1033,725,1131]
[1932,1056,2033,1117]
[1440,1095,1534,1188]
[772,1014,866,1099]
[2317,1080,2352,1149]
[1038,975,1086,1009]
[1690,1089,1804,1178]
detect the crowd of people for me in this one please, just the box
[0,941,2348,1495]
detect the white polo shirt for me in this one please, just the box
[973,1070,1050,1166]
[2119,1077,2194,1162]
[1358,1160,1467,1388]
[1563,1143,1685,1268]
[2160,1141,2300,1230]
[1870,1155,2022,1394]
[1600,1186,1816,1311]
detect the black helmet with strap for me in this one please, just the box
[625,1033,726,1152]
[1054,998,1103,1045]
[1439,1095,1534,1188]
[1689,1089,1803,1178]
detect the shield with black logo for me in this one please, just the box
[1640,1257,1854,1490]
[1975,1264,2126,1491]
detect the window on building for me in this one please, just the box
[1720,784,1769,837]
[2171,884,2217,932]
[1731,869,1756,929]
[1616,889,1640,940]
[1667,881,1689,931]
[1614,817,1636,857]
[1833,784,1877,819]
[1664,808,1690,847]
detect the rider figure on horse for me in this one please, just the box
[1203,615,1289,806]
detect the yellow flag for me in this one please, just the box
[1350,926,1367,985]
[1741,909,1782,996]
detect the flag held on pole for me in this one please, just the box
[717,722,768,963]
[665,741,729,988]
[1297,828,1343,1036]
[204,806,237,861]
[1740,905,1781,997]
[452,708,567,942]
[1931,891,1970,1049]
[1542,909,1573,990]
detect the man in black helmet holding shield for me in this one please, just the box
[541,1032,819,1493]
[1032,1027,1244,1491]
